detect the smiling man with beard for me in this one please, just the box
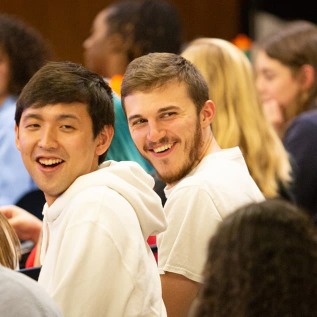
[121,52,265,317]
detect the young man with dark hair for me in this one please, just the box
[15,61,167,317]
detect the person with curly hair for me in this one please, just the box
[192,199,317,317]
[83,0,182,94]
[0,13,52,207]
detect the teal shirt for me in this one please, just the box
[106,93,154,174]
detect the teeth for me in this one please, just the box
[153,144,172,153]
[39,158,62,166]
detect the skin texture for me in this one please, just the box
[124,80,220,316]
[15,102,113,206]
[161,272,200,317]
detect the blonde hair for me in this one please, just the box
[182,38,292,197]
[0,213,21,269]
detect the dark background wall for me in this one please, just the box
[0,0,243,64]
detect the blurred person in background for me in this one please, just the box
[0,13,51,208]
[254,20,317,222]
[0,212,20,269]
[181,37,293,200]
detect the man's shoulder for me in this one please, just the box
[168,149,262,203]
[181,148,249,184]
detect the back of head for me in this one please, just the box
[121,52,209,113]
[0,213,20,269]
[16,61,114,162]
[107,0,183,62]
[258,20,317,64]
[181,38,292,198]
[133,0,182,57]
[0,13,51,96]
[105,0,141,63]
[257,20,317,115]
[194,199,317,317]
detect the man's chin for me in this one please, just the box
[157,170,182,186]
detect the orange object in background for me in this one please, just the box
[232,33,253,59]
[109,74,124,96]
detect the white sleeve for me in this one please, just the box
[158,185,223,283]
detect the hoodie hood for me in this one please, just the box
[43,160,167,240]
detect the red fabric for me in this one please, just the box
[25,245,37,268]
[147,235,158,262]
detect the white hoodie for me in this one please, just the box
[38,160,167,317]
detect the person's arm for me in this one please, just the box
[161,272,200,317]
[0,205,42,243]
[158,186,222,317]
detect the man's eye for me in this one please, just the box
[61,125,74,130]
[131,119,146,126]
[25,124,40,129]
[162,112,176,118]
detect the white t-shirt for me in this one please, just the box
[158,147,264,283]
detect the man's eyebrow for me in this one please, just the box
[56,114,81,121]
[22,113,81,121]
[128,105,180,122]
[157,105,180,113]
[128,114,142,122]
[22,113,42,120]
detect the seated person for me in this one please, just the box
[13,61,167,316]
[191,199,317,317]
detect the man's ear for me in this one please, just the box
[200,100,216,128]
[96,125,114,156]
[299,64,315,90]
[15,124,21,152]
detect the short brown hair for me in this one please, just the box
[121,52,209,114]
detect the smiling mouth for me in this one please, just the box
[152,143,173,153]
[38,158,63,167]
